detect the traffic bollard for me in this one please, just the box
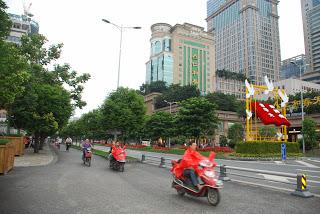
[291,174,314,198]
[218,165,230,181]
[159,157,166,168]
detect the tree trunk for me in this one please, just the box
[34,133,40,153]
[39,135,46,150]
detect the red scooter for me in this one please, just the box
[82,147,92,167]
[171,152,223,206]
[109,146,126,172]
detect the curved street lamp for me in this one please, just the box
[290,61,309,154]
[102,19,141,88]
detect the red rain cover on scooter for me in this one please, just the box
[171,148,216,179]
[111,146,126,161]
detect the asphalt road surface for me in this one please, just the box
[0,145,319,214]
[94,145,320,196]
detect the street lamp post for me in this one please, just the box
[290,61,307,154]
[102,19,141,88]
[164,100,177,148]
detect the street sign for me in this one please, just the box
[281,143,286,161]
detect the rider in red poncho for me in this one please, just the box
[111,141,126,161]
[172,141,216,190]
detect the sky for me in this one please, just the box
[4,0,305,117]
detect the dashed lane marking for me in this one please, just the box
[295,160,319,168]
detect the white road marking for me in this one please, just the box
[296,169,320,173]
[231,179,320,198]
[296,160,319,168]
[274,161,285,165]
[308,159,320,163]
[258,173,289,183]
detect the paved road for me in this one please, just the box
[95,145,320,196]
[0,145,319,214]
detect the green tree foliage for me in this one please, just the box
[258,126,277,139]
[155,84,200,109]
[216,69,246,81]
[7,34,90,152]
[302,118,318,150]
[0,42,30,109]
[176,97,218,142]
[75,109,105,140]
[206,92,238,111]
[139,81,167,95]
[144,111,174,141]
[60,120,81,139]
[219,135,228,147]
[227,123,244,148]
[101,87,146,141]
[206,92,246,118]
[0,0,11,39]
[0,1,29,109]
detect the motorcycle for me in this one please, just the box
[109,146,126,172]
[82,147,92,167]
[171,152,223,206]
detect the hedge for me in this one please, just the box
[2,134,23,137]
[0,139,10,145]
[235,141,300,154]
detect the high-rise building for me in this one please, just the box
[206,0,281,87]
[146,23,173,85]
[6,13,39,44]
[146,23,215,93]
[281,54,306,80]
[301,0,320,83]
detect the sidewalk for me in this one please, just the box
[14,143,55,167]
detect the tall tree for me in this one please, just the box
[0,0,11,39]
[101,87,146,141]
[144,111,175,141]
[0,1,30,109]
[302,118,318,151]
[155,84,200,109]
[227,123,244,148]
[176,97,218,143]
[8,34,90,152]
[206,92,238,112]
[139,81,168,95]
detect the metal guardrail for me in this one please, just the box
[140,154,315,198]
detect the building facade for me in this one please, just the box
[206,0,281,88]
[6,13,39,44]
[280,54,306,80]
[274,78,320,96]
[146,23,173,85]
[301,0,320,83]
[146,23,215,94]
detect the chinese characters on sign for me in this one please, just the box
[287,96,320,110]
[192,53,199,86]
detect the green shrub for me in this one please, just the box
[219,135,228,147]
[235,141,300,154]
[0,139,10,145]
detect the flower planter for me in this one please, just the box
[0,136,24,156]
[0,141,15,174]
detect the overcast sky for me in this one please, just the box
[5,0,305,117]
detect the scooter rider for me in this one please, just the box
[81,139,93,159]
[181,141,207,190]
[65,136,72,150]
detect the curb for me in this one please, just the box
[222,157,303,161]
